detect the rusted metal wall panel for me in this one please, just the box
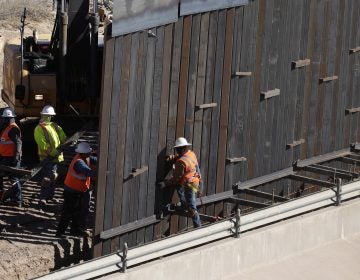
[94,0,360,257]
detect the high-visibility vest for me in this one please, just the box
[178,150,201,189]
[0,123,20,157]
[37,122,64,161]
[64,154,91,192]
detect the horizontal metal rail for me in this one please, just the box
[234,167,294,190]
[295,148,350,168]
[36,179,360,280]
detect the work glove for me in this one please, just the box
[50,148,61,158]
[165,154,178,163]
[157,181,166,189]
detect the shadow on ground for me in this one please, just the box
[0,179,94,276]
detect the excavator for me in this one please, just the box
[1,0,107,120]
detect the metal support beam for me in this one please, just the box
[301,165,357,181]
[227,198,270,208]
[196,190,233,205]
[295,148,350,168]
[289,174,335,188]
[337,157,360,165]
[234,167,294,190]
[236,188,289,202]
[100,215,160,240]
[348,153,360,160]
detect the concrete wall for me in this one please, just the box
[101,198,360,280]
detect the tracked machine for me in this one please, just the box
[1,0,107,120]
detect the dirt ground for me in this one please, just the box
[0,1,93,279]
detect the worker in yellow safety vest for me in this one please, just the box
[165,137,203,228]
[0,108,22,206]
[56,142,97,237]
[34,105,67,206]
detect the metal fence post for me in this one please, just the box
[234,207,241,238]
[122,242,128,272]
[336,178,342,206]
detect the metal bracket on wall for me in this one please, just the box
[233,71,252,77]
[345,107,360,114]
[351,143,360,152]
[286,139,305,149]
[349,46,360,54]
[195,103,217,110]
[226,157,247,163]
[260,88,280,100]
[130,166,149,178]
[319,75,338,83]
[291,59,310,69]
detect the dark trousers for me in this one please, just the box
[57,189,83,234]
[0,157,21,203]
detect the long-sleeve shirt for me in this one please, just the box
[73,156,97,178]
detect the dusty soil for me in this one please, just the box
[0,1,93,279]
[0,180,93,279]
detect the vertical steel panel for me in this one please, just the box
[95,0,360,256]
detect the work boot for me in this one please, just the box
[69,228,85,236]
[165,203,176,212]
[3,200,21,207]
[56,229,66,238]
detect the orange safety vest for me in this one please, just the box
[0,123,20,157]
[178,150,201,188]
[64,154,91,192]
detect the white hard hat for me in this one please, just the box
[173,137,192,149]
[2,108,16,118]
[75,142,92,154]
[40,105,56,115]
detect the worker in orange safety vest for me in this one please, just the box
[164,137,203,228]
[0,108,22,206]
[56,141,97,237]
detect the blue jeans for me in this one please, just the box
[177,185,201,228]
[0,156,21,203]
[39,158,58,200]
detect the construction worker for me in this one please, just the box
[34,105,67,205]
[0,108,22,206]
[56,141,97,236]
[164,137,202,228]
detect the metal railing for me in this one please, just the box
[36,178,360,280]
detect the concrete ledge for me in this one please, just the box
[101,198,360,280]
